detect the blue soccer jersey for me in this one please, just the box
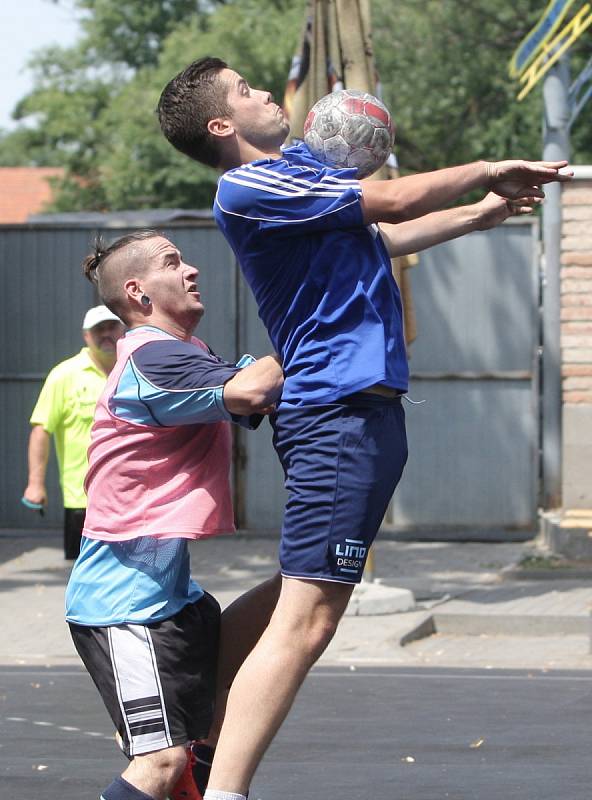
[214,141,409,405]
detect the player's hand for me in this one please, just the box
[474,191,541,230]
[486,159,572,200]
[23,484,47,507]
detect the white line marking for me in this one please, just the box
[2,717,111,739]
[310,670,592,682]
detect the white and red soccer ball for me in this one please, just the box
[303,89,395,179]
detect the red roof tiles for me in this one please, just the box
[0,167,64,223]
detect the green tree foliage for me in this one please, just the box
[0,0,303,210]
[373,0,592,173]
[96,0,304,210]
[76,0,214,69]
[1,0,591,212]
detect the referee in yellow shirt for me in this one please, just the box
[23,306,125,559]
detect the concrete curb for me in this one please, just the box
[431,611,590,636]
[345,581,415,616]
[502,567,592,581]
[394,608,590,642]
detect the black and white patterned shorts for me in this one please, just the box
[69,593,220,757]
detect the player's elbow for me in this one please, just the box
[361,192,415,226]
[379,202,416,224]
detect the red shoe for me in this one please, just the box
[189,741,215,796]
[169,747,202,800]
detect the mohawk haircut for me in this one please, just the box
[82,230,162,323]
[157,56,231,168]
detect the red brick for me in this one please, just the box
[561,279,592,293]
[562,294,592,306]
[561,253,592,266]
[562,348,592,362]
[563,220,592,236]
[562,364,592,376]
[562,206,592,221]
[561,335,592,348]
[562,187,592,204]
[563,377,592,390]
[561,236,592,250]
[561,267,592,279]
[561,308,592,321]
[561,322,592,334]
[563,391,592,403]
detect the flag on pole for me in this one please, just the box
[283,0,418,346]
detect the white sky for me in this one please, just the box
[0,0,81,130]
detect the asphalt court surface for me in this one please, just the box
[2,666,592,800]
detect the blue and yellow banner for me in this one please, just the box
[509,0,578,77]
[517,3,592,99]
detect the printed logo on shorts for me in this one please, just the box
[331,538,367,578]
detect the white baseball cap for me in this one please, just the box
[82,305,122,330]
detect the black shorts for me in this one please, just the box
[69,593,220,757]
[64,508,85,560]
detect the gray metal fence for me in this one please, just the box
[386,219,540,531]
[0,217,539,533]
[0,221,237,529]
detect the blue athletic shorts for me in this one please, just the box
[271,393,408,584]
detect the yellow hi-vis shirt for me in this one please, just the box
[30,348,107,508]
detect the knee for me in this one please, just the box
[272,579,352,664]
[299,610,341,663]
[310,614,339,657]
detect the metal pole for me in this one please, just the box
[541,56,570,509]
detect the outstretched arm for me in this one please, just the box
[361,159,571,225]
[379,192,540,258]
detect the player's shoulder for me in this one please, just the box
[133,336,209,365]
[216,147,359,218]
[218,145,320,194]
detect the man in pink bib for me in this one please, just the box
[66,230,283,800]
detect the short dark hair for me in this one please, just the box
[82,230,162,322]
[157,56,231,168]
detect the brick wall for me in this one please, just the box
[561,175,592,404]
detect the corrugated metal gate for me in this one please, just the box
[0,222,236,529]
[0,217,539,533]
[385,218,540,531]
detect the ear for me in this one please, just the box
[207,117,235,140]
[124,278,143,305]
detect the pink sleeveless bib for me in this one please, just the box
[82,328,235,541]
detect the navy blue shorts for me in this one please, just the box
[271,393,408,584]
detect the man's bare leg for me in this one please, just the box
[206,576,354,795]
[168,574,282,800]
[205,572,282,745]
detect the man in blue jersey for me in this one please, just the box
[157,57,571,800]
